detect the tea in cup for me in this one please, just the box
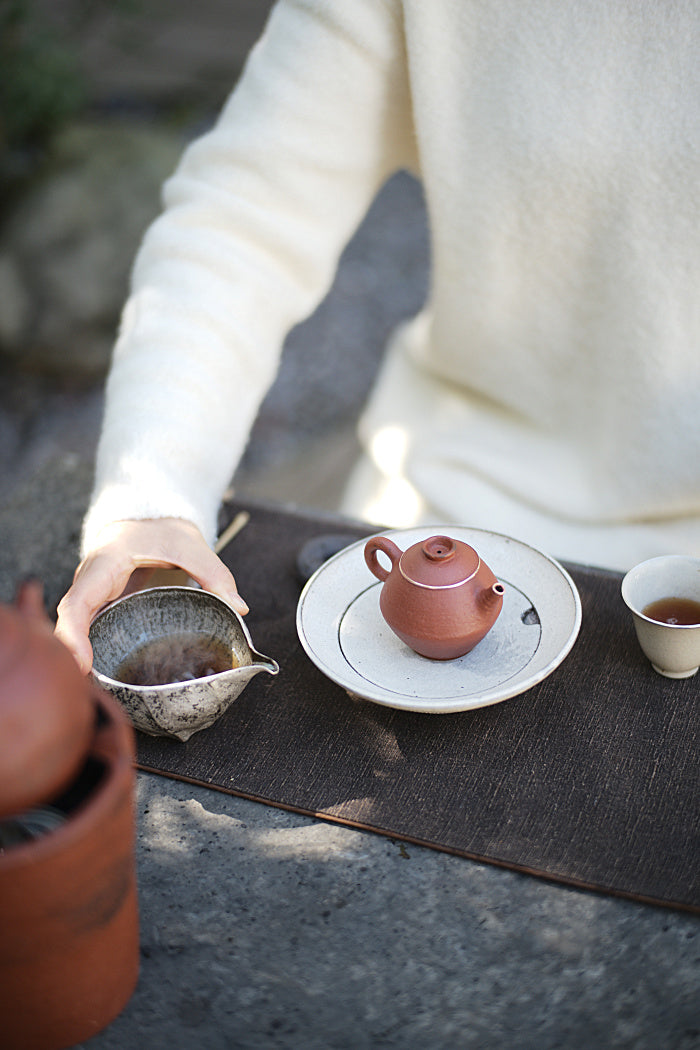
[621,555,700,678]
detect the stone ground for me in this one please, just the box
[1,5,699,1049]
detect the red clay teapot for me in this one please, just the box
[364,534,505,660]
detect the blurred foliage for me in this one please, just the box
[0,0,140,210]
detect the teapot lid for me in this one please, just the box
[0,592,94,819]
[400,535,480,589]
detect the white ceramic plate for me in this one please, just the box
[296,526,582,713]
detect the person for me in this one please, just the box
[56,0,700,673]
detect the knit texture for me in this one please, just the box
[84,0,700,570]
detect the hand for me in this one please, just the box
[55,518,249,675]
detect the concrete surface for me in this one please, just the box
[83,774,697,1050]
[1,3,698,1048]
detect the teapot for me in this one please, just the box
[364,534,505,659]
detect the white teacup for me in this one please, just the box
[621,556,700,678]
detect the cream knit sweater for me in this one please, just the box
[83,0,700,571]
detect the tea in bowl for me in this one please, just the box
[89,586,278,740]
[621,556,700,678]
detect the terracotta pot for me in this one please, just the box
[0,586,139,1050]
[364,534,505,659]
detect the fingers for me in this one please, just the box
[137,519,249,615]
[54,517,249,675]
[55,547,141,673]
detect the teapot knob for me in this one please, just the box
[422,536,456,562]
[364,536,403,583]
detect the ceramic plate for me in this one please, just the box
[296,526,582,713]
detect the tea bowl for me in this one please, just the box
[89,586,278,741]
[621,555,700,678]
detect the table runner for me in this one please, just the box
[136,500,699,913]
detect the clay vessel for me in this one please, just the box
[0,583,94,818]
[0,582,139,1050]
[364,534,505,659]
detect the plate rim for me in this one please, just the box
[296,525,582,713]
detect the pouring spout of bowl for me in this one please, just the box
[249,651,280,677]
[211,648,279,695]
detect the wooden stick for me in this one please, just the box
[148,511,250,587]
[214,510,250,554]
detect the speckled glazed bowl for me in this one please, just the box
[89,586,278,741]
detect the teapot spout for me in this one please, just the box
[480,581,506,613]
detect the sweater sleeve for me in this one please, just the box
[81,0,414,554]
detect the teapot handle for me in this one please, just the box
[364,536,402,583]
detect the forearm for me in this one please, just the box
[83,0,414,555]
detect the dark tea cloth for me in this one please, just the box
[136,500,700,913]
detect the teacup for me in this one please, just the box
[621,556,700,678]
